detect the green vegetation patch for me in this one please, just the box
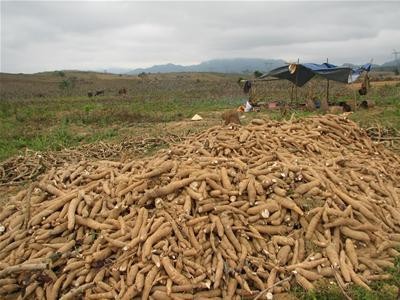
[0,95,242,160]
[293,256,400,300]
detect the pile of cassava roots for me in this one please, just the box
[0,114,399,299]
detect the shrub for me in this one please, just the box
[254,70,263,78]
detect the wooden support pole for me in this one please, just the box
[326,79,330,102]
[353,87,357,112]
[326,58,330,103]
[290,84,294,104]
[295,58,299,103]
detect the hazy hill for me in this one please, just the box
[342,63,381,69]
[129,63,187,74]
[122,58,399,75]
[4,58,397,76]
[381,60,399,67]
[126,58,286,75]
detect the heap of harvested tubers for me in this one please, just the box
[1,114,399,299]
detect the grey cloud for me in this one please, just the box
[1,1,399,73]
[209,25,380,51]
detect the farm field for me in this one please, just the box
[0,71,400,300]
[0,72,244,161]
[1,71,399,163]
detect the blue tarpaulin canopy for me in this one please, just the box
[259,63,371,87]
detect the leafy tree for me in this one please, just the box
[59,76,77,95]
[138,72,147,79]
[56,71,66,77]
[254,70,263,78]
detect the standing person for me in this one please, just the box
[243,80,255,112]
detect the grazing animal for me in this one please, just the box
[118,88,127,95]
[358,86,367,96]
[222,109,241,125]
[95,90,105,96]
[338,101,352,112]
[360,100,375,109]
[87,92,93,98]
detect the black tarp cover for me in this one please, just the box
[259,63,371,87]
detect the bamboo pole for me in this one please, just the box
[292,58,300,104]
[290,84,294,104]
[326,58,330,103]
[353,87,357,112]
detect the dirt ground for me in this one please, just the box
[349,79,400,89]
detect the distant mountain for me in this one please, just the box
[341,63,381,69]
[381,60,399,67]
[125,58,286,75]
[341,63,358,68]
[190,58,286,74]
[104,67,133,74]
[91,58,399,76]
[129,63,187,74]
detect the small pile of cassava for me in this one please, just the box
[1,114,399,299]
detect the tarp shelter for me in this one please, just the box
[259,63,372,87]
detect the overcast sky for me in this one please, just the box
[1,1,399,73]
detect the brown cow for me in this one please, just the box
[358,86,367,96]
[95,90,105,96]
[118,88,127,95]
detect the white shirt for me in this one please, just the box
[245,101,253,112]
